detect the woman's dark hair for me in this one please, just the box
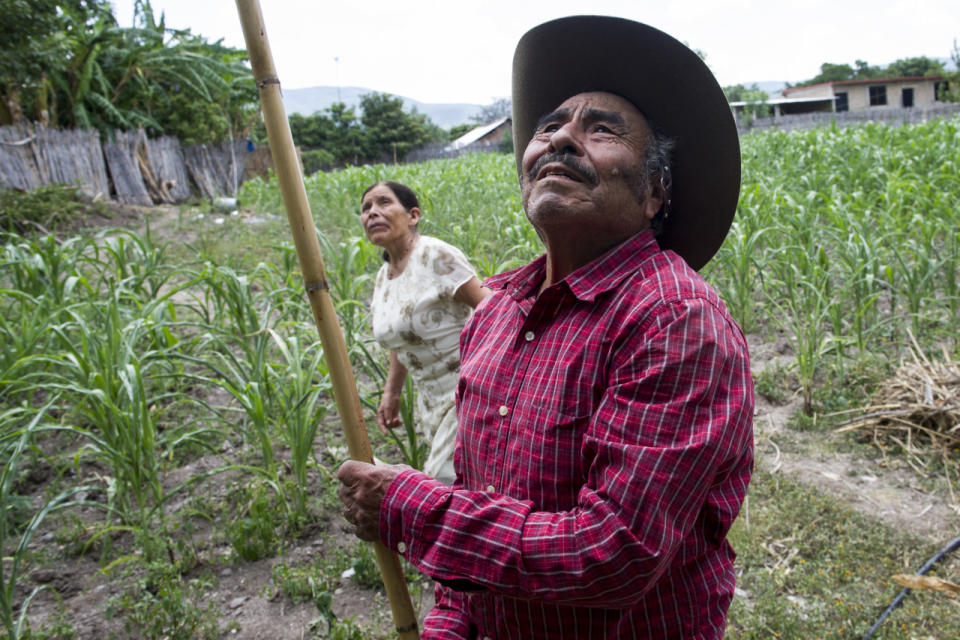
[361,181,420,212]
[361,181,421,262]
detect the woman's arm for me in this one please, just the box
[454,276,490,309]
[377,350,407,433]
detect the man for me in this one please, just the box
[338,16,753,639]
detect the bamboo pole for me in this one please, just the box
[234,3,419,638]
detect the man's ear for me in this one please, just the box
[642,178,665,222]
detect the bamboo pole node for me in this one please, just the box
[305,280,330,293]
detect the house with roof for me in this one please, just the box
[447,116,511,151]
[778,75,944,114]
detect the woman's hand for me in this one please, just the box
[377,350,408,434]
[377,390,402,433]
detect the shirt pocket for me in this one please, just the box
[506,404,592,511]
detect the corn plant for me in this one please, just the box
[194,262,263,337]
[1,402,97,640]
[20,288,221,546]
[835,229,884,355]
[893,237,944,340]
[316,232,378,355]
[711,218,768,333]
[90,227,177,301]
[940,232,960,342]
[0,290,57,405]
[235,116,960,419]
[269,329,333,525]
[184,306,282,470]
[766,246,836,415]
[1,232,91,306]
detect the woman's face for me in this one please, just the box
[359,184,420,247]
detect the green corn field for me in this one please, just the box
[2,115,959,638]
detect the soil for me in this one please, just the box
[13,204,960,639]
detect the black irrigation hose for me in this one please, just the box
[861,534,960,639]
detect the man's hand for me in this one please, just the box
[376,391,402,433]
[336,460,409,541]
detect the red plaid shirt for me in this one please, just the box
[381,229,754,639]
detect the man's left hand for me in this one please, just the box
[336,460,408,541]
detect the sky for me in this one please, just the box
[111,0,958,105]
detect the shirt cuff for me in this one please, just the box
[380,468,452,560]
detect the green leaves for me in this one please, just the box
[1,0,256,143]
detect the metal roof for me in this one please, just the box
[449,116,510,149]
[728,96,835,107]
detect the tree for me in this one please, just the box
[852,59,882,79]
[0,0,113,125]
[471,97,511,125]
[254,92,446,169]
[794,55,945,89]
[360,92,443,162]
[938,40,960,102]
[802,63,856,86]
[885,56,945,78]
[95,1,258,142]
[0,0,257,143]
[279,103,366,168]
[724,83,773,119]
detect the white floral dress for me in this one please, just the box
[370,235,476,484]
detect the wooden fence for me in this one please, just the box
[0,123,270,205]
[406,140,505,163]
[737,103,960,133]
[0,124,110,198]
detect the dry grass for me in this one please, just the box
[833,332,960,451]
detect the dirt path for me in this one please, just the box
[748,334,960,546]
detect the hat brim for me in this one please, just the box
[512,16,740,271]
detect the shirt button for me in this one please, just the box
[486,485,495,493]
[524,330,535,342]
[397,541,407,554]
[498,405,509,417]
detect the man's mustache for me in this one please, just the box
[527,152,598,186]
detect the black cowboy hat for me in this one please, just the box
[512,15,741,271]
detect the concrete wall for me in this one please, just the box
[783,84,836,99]
[839,80,938,110]
[789,79,941,111]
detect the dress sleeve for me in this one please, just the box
[422,237,476,298]
[380,297,753,607]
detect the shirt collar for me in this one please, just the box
[485,229,661,303]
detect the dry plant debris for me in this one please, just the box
[891,574,960,597]
[833,334,960,450]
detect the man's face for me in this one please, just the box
[520,91,662,246]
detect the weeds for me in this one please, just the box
[727,469,959,639]
[0,184,110,235]
[105,567,222,640]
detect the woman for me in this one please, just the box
[360,181,488,484]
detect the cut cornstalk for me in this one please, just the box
[234,2,419,637]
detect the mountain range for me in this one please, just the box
[281,86,485,129]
